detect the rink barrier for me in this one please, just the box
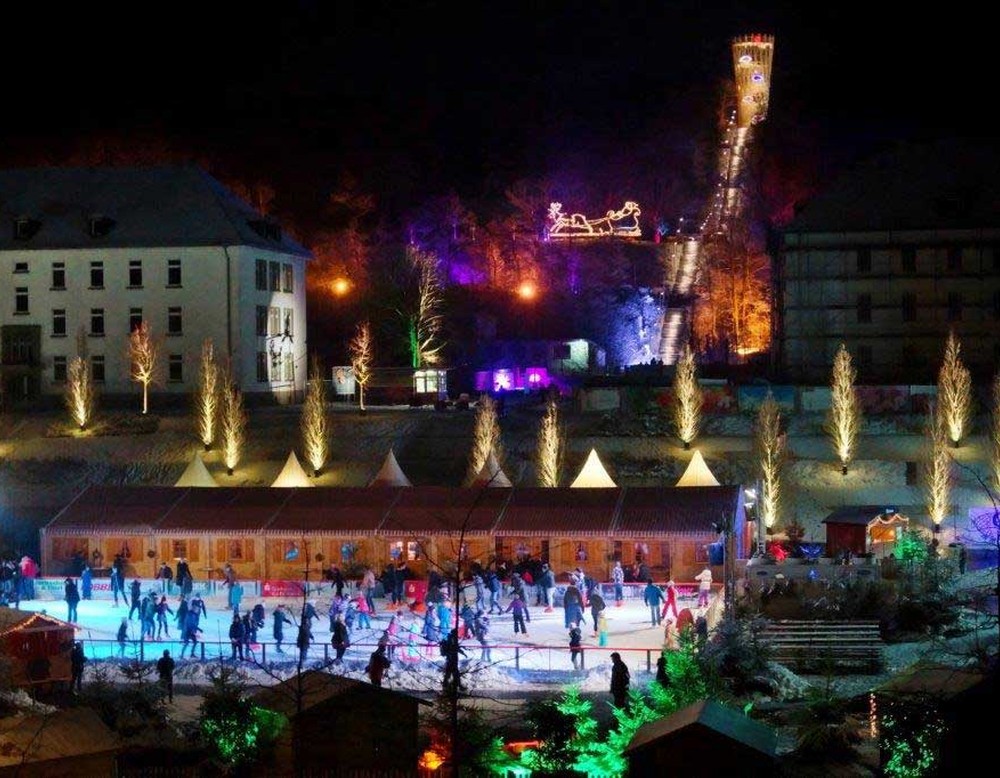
[72,639,669,675]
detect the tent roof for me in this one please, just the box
[0,708,118,766]
[822,505,901,525]
[272,451,313,488]
[570,449,617,488]
[625,699,776,758]
[0,609,75,638]
[251,669,428,717]
[470,451,513,488]
[876,661,992,699]
[174,452,218,487]
[368,449,412,488]
[676,449,720,487]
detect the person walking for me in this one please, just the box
[156,650,176,702]
[64,577,80,623]
[589,587,606,637]
[643,579,664,627]
[610,652,630,709]
[117,617,129,658]
[155,596,174,639]
[272,605,293,653]
[661,579,679,621]
[366,644,391,687]
[331,613,350,664]
[505,593,530,636]
[70,641,86,693]
[569,623,583,670]
[128,579,142,621]
[229,614,246,661]
[81,565,93,600]
[612,561,625,606]
[695,567,713,608]
[441,628,466,690]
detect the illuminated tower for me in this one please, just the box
[732,34,774,128]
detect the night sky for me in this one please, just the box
[2,2,988,226]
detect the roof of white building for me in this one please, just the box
[0,166,311,256]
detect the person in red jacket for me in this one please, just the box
[660,579,679,621]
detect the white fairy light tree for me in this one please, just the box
[466,394,502,484]
[195,340,220,450]
[672,342,703,450]
[937,330,973,447]
[220,377,247,476]
[753,392,785,530]
[536,397,562,487]
[127,319,159,415]
[301,355,329,476]
[925,406,952,530]
[827,343,861,475]
[349,321,373,412]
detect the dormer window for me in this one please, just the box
[88,215,116,238]
[248,218,282,242]
[13,217,40,241]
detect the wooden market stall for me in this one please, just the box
[823,506,910,558]
[0,609,76,688]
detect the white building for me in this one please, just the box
[0,167,311,404]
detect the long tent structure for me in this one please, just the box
[41,484,747,583]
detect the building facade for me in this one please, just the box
[1,167,311,404]
[777,141,1000,383]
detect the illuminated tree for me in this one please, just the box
[924,408,952,530]
[407,247,445,368]
[826,343,861,475]
[127,320,159,415]
[753,393,785,529]
[349,321,373,412]
[195,340,220,450]
[65,355,95,431]
[937,330,973,447]
[300,356,329,476]
[672,343,703,449]
[537,397,562,487]
[467,394,502,484]
[220,377,247,476]
[992,373,1000,493]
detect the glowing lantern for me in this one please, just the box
[517,281,536,300]
[331,277,351,296]
[419,749,445,772]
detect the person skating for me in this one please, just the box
[180,609,202,659]
[176,557,192,597]
[141,593,156,640]
[664,617,680,650]
[156,561,173,595]
[229,580,244,615]
[328,594,345,633]
[109,565,122,606]
[296,619,313,664]
[569,622,583,670]
[175,596,189,632]
[505,593,530,636]
[475,612,491,662]
[540,564,556,612]
[366,644,391,687]
[472,573,487,613]
[563,582,585,629]
[190,592,207,618]
[486,571,502,615]
[331,613,350,664]
[643,579,664,626]
[70,641,86,693]
[271,605,293,653]
[695,567,713,608]
[612,561,625,606]
[156,649,175,702]
[155,596,174,639]
[128,579,142,620]
[229,613,246,661]
[610,652,630,709]
[589,587,606,637]
[661,579,679,621]
[441,628,466,691]
[242,611,256,656]
[360,566,377,613]
[81,564,93,600]
[64,577,80,623]
[116,617,129,658]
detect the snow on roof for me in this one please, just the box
[570,448,617,488]
[676,449,720,487]
[368,449,413,487]
[625,699,777,758]
[174,452,218,487]
[272,451,313,488]
[470,451,513,488]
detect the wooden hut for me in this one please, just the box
[0,609,76,687]
[0,708,119,775]
[823,506,909,558]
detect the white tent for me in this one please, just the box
[471,451,513,488]
[570,448,617,488]
[272,451,313,488]
[676,449,720,487]
[368,449,413,487]
[174,453,218,487]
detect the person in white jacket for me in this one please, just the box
[695,567,713,608]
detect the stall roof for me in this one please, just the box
[157,487,292,533]
[625,699,777,759]
[267,488,401,535]
[822,505,895,525]
[496,487,621,536]
[381,487,511,535]
[45,486,187,534]
[0,708,119,768]
[616,486,741,535]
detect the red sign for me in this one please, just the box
[261,580,307,598]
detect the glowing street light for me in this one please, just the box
[331,277,351,297]
[517,281,537,300]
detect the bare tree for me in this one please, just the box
[301,356,329,476]
[938,330,973,447]
[466,395,502,484]
[220,377,247,476]
[65,357,95,431]
[826,343,861,475]
[537,397,563,487]
[128,320,160,415]
[407,248,445,368]
[672,343,703,449]
[349,321,373,412]
[196,340,220,450]
[754,393,785,531]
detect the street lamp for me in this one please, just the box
[712,511,737,612]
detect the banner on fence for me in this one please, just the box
[261,580,309,598]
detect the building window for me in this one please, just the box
[946,246,962,272]
[256,306,268,337]
[269,307,281,336]
[947,292,962,322]
[168,307,182,335]
[129,308,143,332]
[128,260,143,287]
[90,308,105,336]
[255,259,267,291]
[226,539,245,562]
[257,351,269,382]
[901,293,916,322]
[52,309,66,337]
[52,262,65,289]
[282,263,293,293]
[167,259,182,287]
[14,287,28,314]
[90,261,104,288]
[168,354,183,382]
[171,540,188,560]
[283,352,294,382]
[13,261,28,273]
[91,355,105,383]
[53,355,67,382]
[269,261,281,292]
[389,540,422,562]
[856,248,871,273]
[856,294,872,323]
[856,345,872,372]
[901,247,916,273]
[283,308,293,338]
